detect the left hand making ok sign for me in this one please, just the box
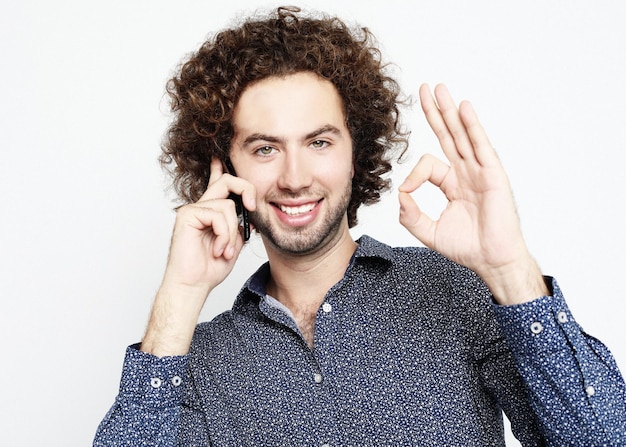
[399,84,548,305]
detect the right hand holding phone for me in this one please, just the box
[163,157,256,293]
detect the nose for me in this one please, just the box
[276,148,313,192]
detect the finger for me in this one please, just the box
[420,84,479,164]
[458,100,497,167]
[398,191,436,249]
[204,207,236,258]
[207,158,225,187]
[198,168,257,212]
[398,154,451,248]
[210,199,243,258]
[179,199,242,258]
[433,84,478,163]
[398,153,450,194]
[197,158,227,202]
[419,84,461,163]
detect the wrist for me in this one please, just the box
[479,257,549,306]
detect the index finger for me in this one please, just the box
[198,159,256,211]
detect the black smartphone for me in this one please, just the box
[224,159,251,241]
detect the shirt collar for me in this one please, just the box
[234,234,394,308]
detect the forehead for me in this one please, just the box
[232,72,346,138]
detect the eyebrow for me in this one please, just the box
[305,125,342,140]
[241,125,342,147]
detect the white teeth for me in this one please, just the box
[279,203,316,215]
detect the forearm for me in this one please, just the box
[141,281,211,357]
[493,283,626,445]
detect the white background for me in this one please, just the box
[1,1,625,445]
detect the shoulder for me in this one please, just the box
[357,235,479,287]
[353,236,492,316]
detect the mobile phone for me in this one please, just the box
[224,159,250,241]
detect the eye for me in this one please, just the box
[310,140,328,149]
[255,145,276,156]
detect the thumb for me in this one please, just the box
[398,191,436,248]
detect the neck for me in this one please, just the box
[263,222,357,320]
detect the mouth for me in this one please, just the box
[277,202,318,215]
[270,199,323,225]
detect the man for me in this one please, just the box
[95,6,626,446]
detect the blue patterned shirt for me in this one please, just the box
[95,236,626,446]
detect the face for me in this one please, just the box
[230,72,354,256]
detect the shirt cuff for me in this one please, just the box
[491,277,584,357]
[117,344,189,409]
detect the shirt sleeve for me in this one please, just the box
[492,278,626,446]
[93,344,190,447]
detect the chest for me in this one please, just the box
[191,301,501,446]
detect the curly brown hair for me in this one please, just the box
[160,6,408,227]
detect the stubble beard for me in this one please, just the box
[250,182,353,256]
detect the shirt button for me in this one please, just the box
[557,311,568,323]
[530,321,543,334]
[314,373,323,384]
[586,385,596,397]
[171,376,182,387]
[150,377,162,389]
[322,302,332,313]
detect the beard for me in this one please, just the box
[249,181,352,256]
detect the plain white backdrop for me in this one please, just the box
[1,1,625,445]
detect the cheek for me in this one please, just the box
[338,155,355,181]
[244,170,274,200]
[333,154,354,181]
[252,177,271,198]
[325,162,354,191]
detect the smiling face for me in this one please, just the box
[230,72,354,256]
